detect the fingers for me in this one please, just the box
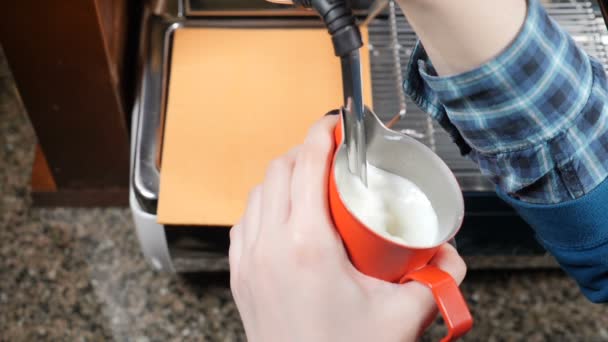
[229,223,243,274]
[428,243,467,284]
[392,244,467,335]
[412,244,467,334]
[260,147,299,230]
[229,223,243,298]
[303,115,338,146]
[290,116,337,221]
[241,186,263,252]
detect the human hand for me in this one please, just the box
[229,116,467,342]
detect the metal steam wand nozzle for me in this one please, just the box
[267,0,368,186]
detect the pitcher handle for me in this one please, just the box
[399,266,473,342]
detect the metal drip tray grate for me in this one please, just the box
[367,1,608,191]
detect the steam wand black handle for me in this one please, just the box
[294,0,368,185]
[293,0,363,57]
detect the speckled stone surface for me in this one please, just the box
[1,46,607,341]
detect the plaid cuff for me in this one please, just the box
[404,45,472,156]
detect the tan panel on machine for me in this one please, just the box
[158,27,373,226]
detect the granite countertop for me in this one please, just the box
[1,47,608,341]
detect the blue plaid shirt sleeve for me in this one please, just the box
[403,0,608,204]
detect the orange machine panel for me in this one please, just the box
[158,27,372,226]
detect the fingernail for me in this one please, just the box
[324,109,341,116]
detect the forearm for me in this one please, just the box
[396,0,527,76]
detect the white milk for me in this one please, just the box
[338,164,439,246]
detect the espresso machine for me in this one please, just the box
[130,0,608,272]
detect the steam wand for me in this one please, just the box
[268,0,368,186]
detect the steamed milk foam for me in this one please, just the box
[338,164,439,246]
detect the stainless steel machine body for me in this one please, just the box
[131,0,608,272]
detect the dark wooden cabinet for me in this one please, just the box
[0,0,141,206]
